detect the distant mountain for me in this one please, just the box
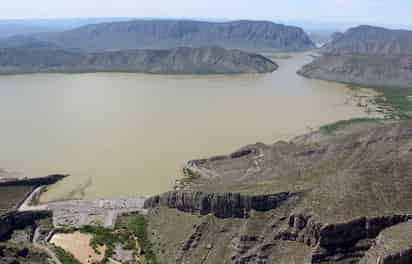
[299,25,412,88]
[0,36,58,49]
[0,47,278,75]
[0,18,135,38]
[36,19,314,52]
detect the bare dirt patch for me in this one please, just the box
[50,231,106,264]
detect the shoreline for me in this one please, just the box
[297,70,412,119]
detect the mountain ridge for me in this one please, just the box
[299,25,412,88]
[23,19,315,52]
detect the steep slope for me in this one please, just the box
[299,25,412,88]
[145,120,412,263]
[323,25,412,55]
[298,52,412,88]
[37,19,315,52]
[0,47,278,74]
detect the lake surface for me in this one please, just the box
[0,52,375,201]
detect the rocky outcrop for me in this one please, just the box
[0,47,278,74]
[144,191,297,218]
[0,211,51,241]
[287,212,412,246]
[35,19,315,52]
[282,212,412,263]
[299,25,412,88]
[360,221,412,264]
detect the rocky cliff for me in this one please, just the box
[299,25,412,88]
[144,191,297,218]
[35,19,315,52]
[0,47,278,74]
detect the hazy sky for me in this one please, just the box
[1,0,411,26]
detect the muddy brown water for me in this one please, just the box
[0,52,377,201]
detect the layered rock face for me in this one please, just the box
[299,25,412,88]
[144,191,297,218]
[0,47,278,74]
[37,20,315,52]
[146,120,412,263]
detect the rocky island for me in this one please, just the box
[0,46,278,74]
[298,25,412,88]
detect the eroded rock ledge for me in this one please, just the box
[283,211,412,263]
[144,191,298,218]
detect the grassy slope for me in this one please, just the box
[374,86,412,119]
[319,85,412,135]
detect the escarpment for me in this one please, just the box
[146,120,412,263]
[144,191,298,218]
[30,19,315,52]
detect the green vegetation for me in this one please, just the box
[319,84,412,135]
[54,246,81,264]
[116,213,159,264]
[345,83,412,119]
[71,213,158,264]
[374,87,412,119]
[79,225,118,262]
[320,118,381,134]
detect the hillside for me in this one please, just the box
[0,47,278,74]
[145,119,412,263]
[33,19,315,52]
[298,52,412,88]
[299,25,412,88]
[322,25,412,55]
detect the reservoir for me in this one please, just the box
[0,52,376,201]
